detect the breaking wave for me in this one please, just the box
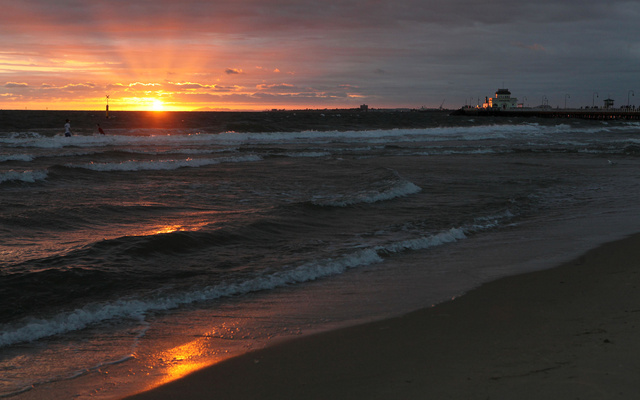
[0,154,34,162]
[312,180,422,207]
[0,169,48,184]
[66,155,262,172]
[0,211,514,347]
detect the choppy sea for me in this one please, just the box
[1,111,640,399]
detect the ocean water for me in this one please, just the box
[2,111,640,399]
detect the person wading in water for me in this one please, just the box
[64,119,72,137]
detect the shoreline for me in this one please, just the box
[124,233,640,399]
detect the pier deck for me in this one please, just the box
[452,107,640,120]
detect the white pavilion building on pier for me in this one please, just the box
[482,88,518,109]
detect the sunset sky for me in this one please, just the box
[1,0,639,111]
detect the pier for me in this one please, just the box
[452,107,640,120]
[454,88,640,120]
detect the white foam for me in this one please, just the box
[2,122,635,155]
[313,180,422,207]
[1,217,512,347]
[0,247,382,347]
[7,132,43,139]
[469,210,515,231]
[416,148,500,156]
[67,155,262,172]
[380,228,467,254]
[0,154,34,162]
[0,169,48,184]
[123,148,235,156]
[282,151,332,158]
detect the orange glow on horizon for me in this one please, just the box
[2,95,369,112]
[1,45,375,111]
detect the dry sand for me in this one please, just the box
[124,234,640,400]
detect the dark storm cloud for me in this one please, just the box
[3,0,623,35]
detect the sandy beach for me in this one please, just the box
[123,233,640,400]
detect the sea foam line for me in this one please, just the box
[0,154,33,162]
[0,248,382,347]
[67,154,262,172]
[312,179,422,207]
[0,122,597,149]
[122,147,235,156]
[0,230,454,347]
[0,169,48,184]
[0,212,512,347]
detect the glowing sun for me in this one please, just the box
[152,99,164,111]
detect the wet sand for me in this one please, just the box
[124,234,640,400]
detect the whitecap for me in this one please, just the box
[0,169,47,184]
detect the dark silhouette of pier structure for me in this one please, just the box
[455,88,640,120]
[453,107,640,120]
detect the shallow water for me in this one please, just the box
[2,111,640,398]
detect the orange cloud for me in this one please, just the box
[4,82,29,88]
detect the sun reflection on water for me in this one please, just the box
[153,338,215,386]
[144,323,246,390]
[137,221,210,237]
[149,224,185,235]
